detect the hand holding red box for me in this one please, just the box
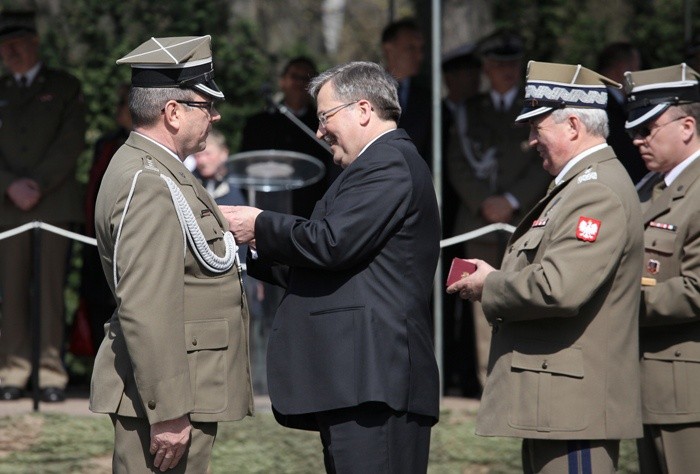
[446,258,477,287]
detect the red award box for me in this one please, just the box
[446,258,477,286]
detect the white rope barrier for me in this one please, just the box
[0,221,97,246]
[440,222,516,249]
[1,220,515,251]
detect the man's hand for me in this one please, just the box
[149,415,192,471]
[481,195,514,224]
[446,259,495,302]
[220,205,262,244]
[6,178,41,211]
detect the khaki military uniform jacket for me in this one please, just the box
[0,65,86,225]
[637,156,700,425]
[447,90,550,240]
[89,132,253,424]
[476,146,644,440]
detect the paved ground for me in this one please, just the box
[0,389,479,417]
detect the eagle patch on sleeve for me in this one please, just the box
[576,216,601,242]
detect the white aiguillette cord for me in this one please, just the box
[113,170,239,287]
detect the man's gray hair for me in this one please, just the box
[129,87,197,127]
[308,61,402,123]
[550,108,609,138]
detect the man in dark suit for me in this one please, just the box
[381,18,432,166]
[597,42,647,184]
[0,9,86,402]
[223,61,440,473]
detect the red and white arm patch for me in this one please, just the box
[575,216,601,242]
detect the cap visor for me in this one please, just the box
[515,106,553,123]
[625,103,670,129]
[194,79,224,100]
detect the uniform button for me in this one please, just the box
[192,337,198,347]
[541,361,548,369]
[148,400,156,410]
[675,350,681,357]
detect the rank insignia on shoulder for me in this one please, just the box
[649,221,677,232]
[532,217,548,227]
[646,259,660,275]
[201,209,212,218]
[143,156,159,172]
[576,216,601,242]
[577,168,598,184]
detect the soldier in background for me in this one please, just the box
[0,9,86,403]
[447,29,549,389]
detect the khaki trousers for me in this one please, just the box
[111,415,217,474]
[637,422,700,474]
[0,227,69,388]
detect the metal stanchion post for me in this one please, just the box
[30,226,41,411]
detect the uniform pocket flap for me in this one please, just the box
[184,319,229,351]
[644,344,700,363]
[518,229,544,251]
[198,214,223,242]
[512,343,584,378]
[644,227,676,255]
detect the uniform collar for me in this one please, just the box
[554,142,608,185]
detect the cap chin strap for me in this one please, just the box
[113,170,238,287]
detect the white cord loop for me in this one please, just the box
[113,168,238,287]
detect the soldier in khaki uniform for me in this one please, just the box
[623,64,700,474]
[89,36,253,473]
[0,10,86,402]
[448,61,644,473]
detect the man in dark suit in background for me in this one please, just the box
[381,18,432,167]
[223,61,440,473]
[597,41,647,184]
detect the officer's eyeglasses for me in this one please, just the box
[627,116,688,140]
[176,100,216,115]
[317,101,358,128]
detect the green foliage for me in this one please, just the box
[491,0,700,68]
[32,1,274,179]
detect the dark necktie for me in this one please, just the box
[500,97,507,112]
[17,75,28,88]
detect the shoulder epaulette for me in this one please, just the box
[141,155,160,173]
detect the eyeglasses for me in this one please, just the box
[317,101,358,128]
[627,116,688,140]
[176,100,216,114]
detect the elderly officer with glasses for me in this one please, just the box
[89,36,253,473]
[624,64,700,474]
[222,61,440,473]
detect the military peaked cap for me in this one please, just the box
[0,9,36,42]
[117,36,224,100]
[477,30,524,61]
[515,61,620,123]
[623,63,700,129]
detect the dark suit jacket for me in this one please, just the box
[398,78,432,167]
[247,129,440,430]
